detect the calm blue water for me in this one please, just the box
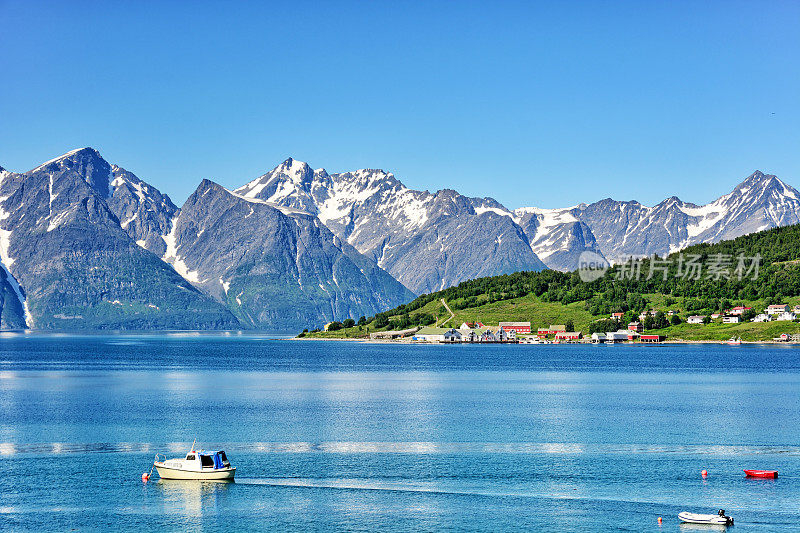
[2,335,800,531]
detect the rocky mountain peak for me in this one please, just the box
[29,147,113,198]
[274,157,314,183]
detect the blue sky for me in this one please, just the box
[1,0,798,208]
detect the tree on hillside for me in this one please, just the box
[670,314,682,325]
[565,319,575,332]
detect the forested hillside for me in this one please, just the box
[306,223,800,336]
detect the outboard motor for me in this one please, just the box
[717,509,734,525]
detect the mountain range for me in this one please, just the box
[0,148,796,330]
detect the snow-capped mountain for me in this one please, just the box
[555,171,800,263]
[3,148,796,330]
[0,148,413,330]
[236,159,547,293]
[238,161,800,276]
[0,148,238,329]
[159,179,414,329]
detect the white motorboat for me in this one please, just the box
[678,510,733,526]
[154,447,235,480]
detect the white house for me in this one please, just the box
[413,327,449,342]
[591,333,607,343]
[482,330,498,342]
[605,331,630,343]
[766,304,790,315]
[752,313,772,322]
[687,315,706,324]
[722,315,740,324]
[776,311,797,322]
[443,329,463,342]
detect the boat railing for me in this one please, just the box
[154,453,166,463]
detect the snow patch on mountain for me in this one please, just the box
[161,215,201,283]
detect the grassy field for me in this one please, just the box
[649,321,800,342]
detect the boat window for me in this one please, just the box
[200,455,214,467]
[186,454,196,461]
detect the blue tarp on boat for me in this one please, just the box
[199,450,225,469]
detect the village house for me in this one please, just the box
[641,334,664,343]
[499,321,531,334]
[727,306,753,316]
[667,310,678,316]
[710,313,721,319]
[722,315,740,324]
[443,329,462,342]
[481,329,498,342]
[752,313,772,322]
[628,321,643,333]
[413,327,451,342]
[766,304,790,315]
[611,312,624,319]
[605,331,629,343]
[460,322,485,329]
[590,333,607,343]
[776,311,797,321]
[554,331,582,341]
[687,315,706,324]
[538,325,566,336]
[626,330,641,341]
[794,305,800,314]
[494,327,510,342]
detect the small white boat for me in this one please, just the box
[678,510,733,526]
[154,447,235,480]
[725,337,741,345]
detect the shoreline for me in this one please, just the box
[294,336,799,345]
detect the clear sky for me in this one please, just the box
[1,0,798,209]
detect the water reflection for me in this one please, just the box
[157,479,233,517]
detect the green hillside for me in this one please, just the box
[303,224,800,341]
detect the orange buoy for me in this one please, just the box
[142,472,150,483]
[701,469,708,477]
[658,516,662,524]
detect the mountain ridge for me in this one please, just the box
[242,158,798,276]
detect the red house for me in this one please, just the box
[499,322,531,334]
[641,334,664,343]
[628,321,643,333]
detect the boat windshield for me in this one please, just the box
[219,451,228,463]
[200,455,214,468]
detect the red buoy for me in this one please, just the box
[142,473,150,483]
[701,469,708,477]
[657,516,662,524]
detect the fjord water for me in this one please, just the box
[2,336,800,531]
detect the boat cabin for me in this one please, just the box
[181,450,230,470]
